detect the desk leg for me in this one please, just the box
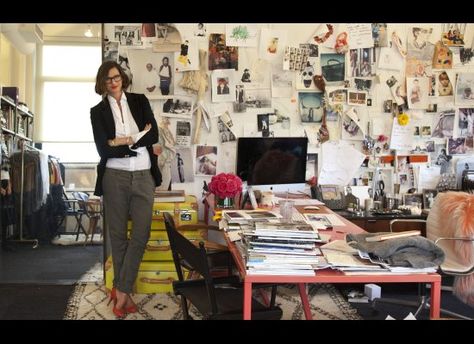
[297,283,313,320]
[430,280,441,319]
[243,281,252,320]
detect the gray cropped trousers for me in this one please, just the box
[102,168,155,294]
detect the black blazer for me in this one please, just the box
[90,92,161,196]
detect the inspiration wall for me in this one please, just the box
[103,23,474,218]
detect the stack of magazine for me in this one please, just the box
[242,221,324,276]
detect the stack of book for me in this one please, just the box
[154,190,185,203]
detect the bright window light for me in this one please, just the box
[42,45,101,78]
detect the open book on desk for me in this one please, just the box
[273,196,324,206]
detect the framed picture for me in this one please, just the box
[403,193,423,207]
[422,189,438,210]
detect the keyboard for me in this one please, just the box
[291,211,307,222]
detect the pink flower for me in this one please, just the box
[208,173,243,199]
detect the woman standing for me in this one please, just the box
[90,60,161,317]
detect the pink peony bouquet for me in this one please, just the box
[208,173,243,199]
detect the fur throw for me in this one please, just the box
[427,191,474,306]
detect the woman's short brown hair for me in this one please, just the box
[94,60,130,95]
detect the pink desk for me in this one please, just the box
[224,205,441,320]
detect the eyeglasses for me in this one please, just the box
[105,75,122,84]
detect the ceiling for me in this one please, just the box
[38,24,102,42]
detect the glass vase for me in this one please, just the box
[215,195,234,209]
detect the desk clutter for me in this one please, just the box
[222,206,442,277]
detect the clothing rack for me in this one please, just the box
[9,140,39,248]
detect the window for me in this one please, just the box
[38,44,102,163]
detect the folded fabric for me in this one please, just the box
[346,232,445,268]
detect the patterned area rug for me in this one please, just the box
[51,234,103,246]
[64,282,362,320]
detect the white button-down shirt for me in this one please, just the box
[105,93,151,171]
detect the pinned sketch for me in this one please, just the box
[271,68,293,98]
[174,39,199,72]
[225,24,258,47]
[259,28,287,61]
[407,77,429,110]
[346,24,374,49]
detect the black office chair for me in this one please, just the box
[163,212,283,320]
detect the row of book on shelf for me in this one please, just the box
[222,209,435,276]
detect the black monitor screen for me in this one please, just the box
[236,137,308,186]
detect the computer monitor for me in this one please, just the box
[236,137,308,192]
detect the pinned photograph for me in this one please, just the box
[171,147,194,184]
[348,48,376,78]
[152,24,182,52]
[327,87,347,105]
[421,126,432,137]
[383,100,393,113]
[455,73,474,106]
[114,25,143,46]
[422,189,438,210]
[347,90,368,106]
[436,70,455,101]
[458,108,474,137]
[211,70,237,103]
[175,121,192,147]
[432,109,455,138]
[425,140,435,152]
[194,23,207,38]
[321,53,345,82]
[244,89,272,109]
[161,96,194,118]
[372,23,388,47]
[298,92,323,123]
[442,24,466,47]
[233,84,246,113]
[104,41,119,61]
[283,46,310,71]
[217,118,236,143]
[257,114,270,137]
[128,49,174,98]
[195,145,217,176]
[208,34,239,71]
[448,137,467,155]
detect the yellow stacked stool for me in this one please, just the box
[105,195,202,293]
